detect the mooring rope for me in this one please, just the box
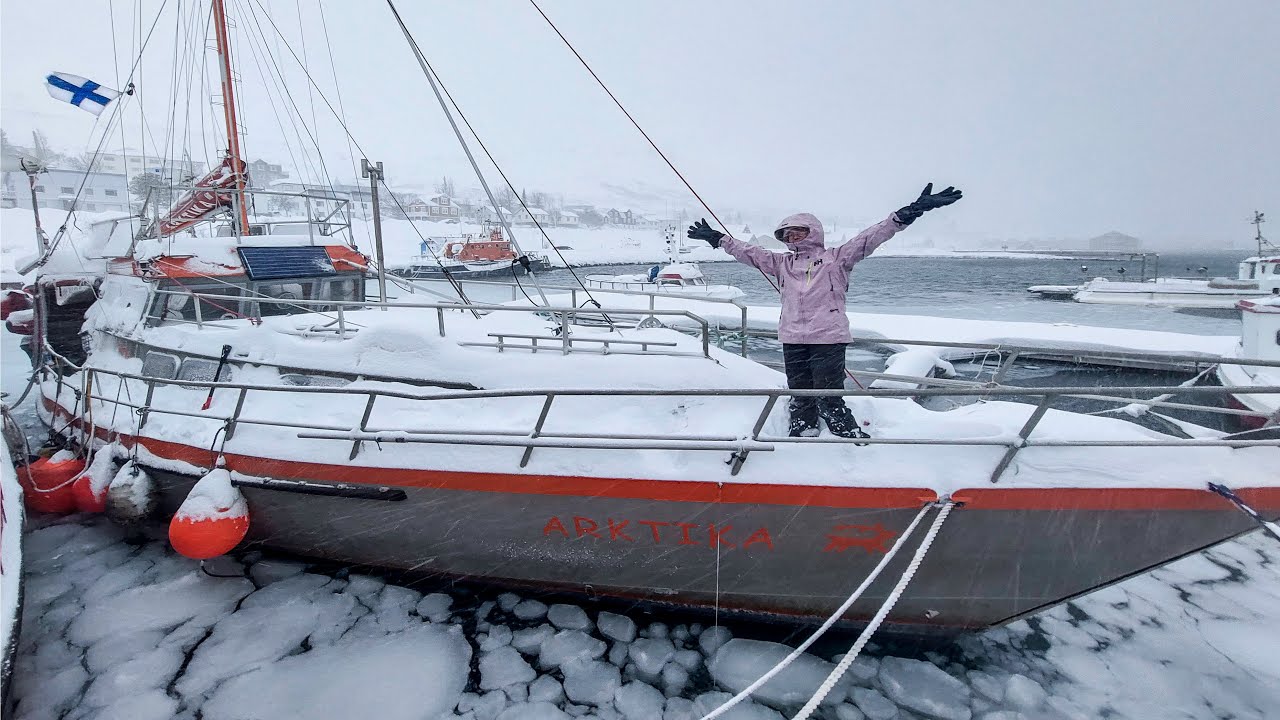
[791,501,956,720]
[698,501,936,720]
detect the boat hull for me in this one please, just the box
[394,257,554,280]
[133,452,1275,637]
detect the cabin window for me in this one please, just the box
[179,357,233,383]
[320,278,360,308]
[60,186,74,194]
[149,285,245,324]
[1245,263,1256,279]
[105,189,118,197]
[140,351,180,380]
[254,281,311,317]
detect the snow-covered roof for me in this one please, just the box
[558,211,579,218]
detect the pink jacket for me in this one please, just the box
[719,212,904,344]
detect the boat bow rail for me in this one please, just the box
[38,349,1280,483]
[144,288,719,359]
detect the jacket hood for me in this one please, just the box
[774,213,825,253]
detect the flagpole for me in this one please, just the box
[212,0,250,235]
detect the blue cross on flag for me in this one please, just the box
[45,72,121,116]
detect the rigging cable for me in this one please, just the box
[526,0,779,295]
[317,0,372,244]
[528,0,886,388]
[239,0,339,197]
[400,42,616,326]
[382,0,550,307]
[242,0,485,306]
[37,0,171,269]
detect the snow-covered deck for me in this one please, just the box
[64,298,1280,495]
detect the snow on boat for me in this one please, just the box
[585,262,744,301]
[12,211,1279,637]
[7,1,1279,641]
[1216,297,1280,430]
[1,419,23,713]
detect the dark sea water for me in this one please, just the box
[522,251,1250,434]
[535,251,1246,337]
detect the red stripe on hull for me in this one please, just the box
[42,395,1279,512]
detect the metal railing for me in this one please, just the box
[40,347,1280,486]
[401,277,754,356]
[144,288,718,359]
[133,185,354,251]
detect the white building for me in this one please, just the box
[514,206,550,225]
[557,210,579,226]
[95,151,204,181]
[1,168,129,213]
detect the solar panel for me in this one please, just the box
[237,246,336,281]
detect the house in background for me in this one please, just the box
[605,208,635,226]
[407,195,461,221]
[514,206,550,225]
[247,159,289,187]
[556,210,579,226]
[1,168,129,213]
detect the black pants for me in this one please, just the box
[782,343,854,426]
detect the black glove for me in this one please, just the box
[686,218,725,248]
[894,183,963,226]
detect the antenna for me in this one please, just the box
[1253,210,1274,257]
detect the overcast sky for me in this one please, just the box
[2,0,1277,244]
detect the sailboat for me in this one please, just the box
[6,0,1279,638]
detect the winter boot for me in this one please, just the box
[821,405,871,446]
[788,417,820,438]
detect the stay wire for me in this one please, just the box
[408,48,608,315]
[239,0,477,306]
[318,0,371,243]
[375,178,476,311]
[526,0,779,296]
[41,0,171,266]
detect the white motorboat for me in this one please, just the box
[585,225,744,300]
[585,262,744,300]
[1216,296,1280,430]
[1029,213,1279,309]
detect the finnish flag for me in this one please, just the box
[45,72,121,116]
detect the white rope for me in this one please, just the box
[790,501,956,720]
[698,502,935,720]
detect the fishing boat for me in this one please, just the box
[1216,296,1280,430]
[394,226,552,280]
[7,0,1280,639]
[1028,213,1280,309]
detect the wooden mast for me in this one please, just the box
[212,0,250,234]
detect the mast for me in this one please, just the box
[212,0,250,235]
[1252,210,1268,257]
